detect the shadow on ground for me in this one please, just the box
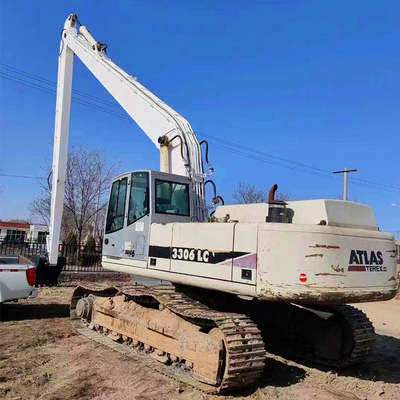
[229,356,307,397]
[266,333,400,385]
[335,334,400,385]
[0,303,70,321]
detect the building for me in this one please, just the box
[27,224,48,243]
[0,222,48,243]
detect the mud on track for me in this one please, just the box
[1,284,399,400]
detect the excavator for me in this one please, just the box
[43,14,398,393]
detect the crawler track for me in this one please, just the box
[249,301,376,368]
[70,284,265,394]
[171,286,378,369]
[307,304,377,367]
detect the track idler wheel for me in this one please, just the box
[75,296,94,320]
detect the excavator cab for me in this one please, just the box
[103,170,192,263]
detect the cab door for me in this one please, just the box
[122,171,151,265]
[103,175,128,258]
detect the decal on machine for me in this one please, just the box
[124,242,135,257]
[172,248,210,262]
[348,250,387,272]
[148,245,249,264]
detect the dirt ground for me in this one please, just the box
[1,279,399,400]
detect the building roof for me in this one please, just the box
[0,222,30,230]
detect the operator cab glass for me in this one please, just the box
[103,170,192,260]
[155,180,190,216]
[128,172,149,225]
[105,177,127,234]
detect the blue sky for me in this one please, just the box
[0,1,399,236]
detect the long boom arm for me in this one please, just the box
[47,14,207,264]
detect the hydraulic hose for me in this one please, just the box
[199,140,214,176]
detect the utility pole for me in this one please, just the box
[333,167,358,201]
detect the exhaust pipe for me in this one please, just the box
[268,184,278,202]
[266,184,289,223]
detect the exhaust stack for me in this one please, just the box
[266,184,289,223]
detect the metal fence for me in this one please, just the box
[0,241,105,272]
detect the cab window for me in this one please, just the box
[105,178,127,233]
[128,172,149,225]
[155,180,190,216]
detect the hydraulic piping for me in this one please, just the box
[199,140,214,176]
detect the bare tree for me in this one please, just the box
[232,181,290,204]
[29,144,119,245]
[29,193,51,227]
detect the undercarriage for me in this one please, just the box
[70,283,376,393]
[175,285,377,368]
[250,302,376,367]
[71,284,266,393]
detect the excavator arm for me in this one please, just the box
[47,14,207,265]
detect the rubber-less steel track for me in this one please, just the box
[262,303,377,368]
[239,300,377,369]
[70,284,265,394]
[308,304,377,367]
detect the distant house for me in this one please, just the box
[0,222,48,243]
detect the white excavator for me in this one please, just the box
[42,14,398,393]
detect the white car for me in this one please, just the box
[0,255,38,303]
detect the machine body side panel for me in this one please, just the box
[103,221,398,304]
[170,223,235,281]
[256,224,398,303]
[102,256,256,297]
[232,223,258,285]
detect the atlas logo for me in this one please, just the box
[348,250,386,272]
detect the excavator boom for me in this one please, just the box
[48,14,207,265]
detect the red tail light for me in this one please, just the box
[26,268,36,286]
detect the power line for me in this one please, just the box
[0,63,123,110]
[200,131,400,192]
[207,142,337,180]
[198,131,329,174]
[0,173,46,180]
[0,73,56,96]
[0,62,361,183]
[1,63,399,193]
[0,73,132,121]
[199,135,399,192]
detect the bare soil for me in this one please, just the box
[1,281,399,400]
